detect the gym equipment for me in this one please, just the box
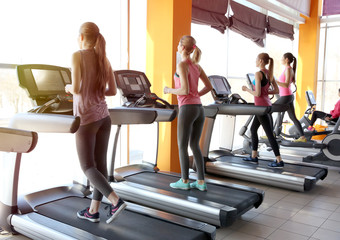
[197,75,328,192]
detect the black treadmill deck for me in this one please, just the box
[215,155,327,180]
[124,172,261,213]
[36,196,210,240]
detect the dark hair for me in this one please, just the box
[283,52,297,83]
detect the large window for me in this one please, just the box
[318,22,340,114]
[192,16,298,151]
[0,0,128,194]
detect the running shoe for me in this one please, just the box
[190,181,207,191]
[242,156,259,163]
[170,179,190,190]
[268,160,284,168]
[294,137,307,143]
[77,208,100,223]
[106,198,127,224]
[307,126,315,131]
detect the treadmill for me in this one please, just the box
[244,74,340,166]
[106,70,264,227]
[0,64,216,240]
[199,75,328,192]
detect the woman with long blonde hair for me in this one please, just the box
[242,53,284,168]
[65,22,126,224]
[164,35,212,191]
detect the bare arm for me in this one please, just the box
[268,78,279,95]
[164,61,189,95]
[242,71,262,97]
[197,65,212,96]
[65,51,81,94]
[105,60,117,96]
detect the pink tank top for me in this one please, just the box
[278,66,293,96]
[254,70,272,107]
[73,49,109,125]
[174,59,202,108]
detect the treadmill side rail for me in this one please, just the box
[112,181,237,227]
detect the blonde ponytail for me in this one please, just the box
[192,46,201,64]
[180,35,202,63]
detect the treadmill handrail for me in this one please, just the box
[109,107,176,124]
[270,103,290,113]
[9,113,80,133]
[208,103,270,116]
[0,127,38,153]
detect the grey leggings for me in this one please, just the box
[274,95,305,137]
[177,104,205,180]
[76,116,113,201]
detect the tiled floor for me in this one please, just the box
[1,168,340,240]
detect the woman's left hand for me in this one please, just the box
[242,85,248,92]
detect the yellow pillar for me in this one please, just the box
[146,0,192,172]
[296,0,322,118]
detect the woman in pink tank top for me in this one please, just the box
[65,22,126,224]
[273,52,306,142]
[163,35,212,191]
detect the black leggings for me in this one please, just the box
[274,95,305,137]
[310,110,336,126]
[177,104,205,180]
[76,116,113,201]
[251,114,280,157]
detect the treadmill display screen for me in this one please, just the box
[246,73,255,89]
[306,90,316,106]
[211,76,231,96]
[32,69,65,91]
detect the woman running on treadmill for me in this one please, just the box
[65,22,126,224]
[242,53,284,168]
[308,88,340,130]
[164,35,212,191]
[274,52,307,142]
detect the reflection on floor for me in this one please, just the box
[1,169,340,240]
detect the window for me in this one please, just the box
[318,22,340,114]
[0,0,128,194]
[192,20,298,150]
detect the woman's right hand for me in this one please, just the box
[164,86,170,94]
[65,84,73,94]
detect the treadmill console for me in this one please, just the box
[208,75,231,103]
[114,70,172,109]
[17,64,73,114]
[246,73,255,90]
[306,90,316,107]
[208,75,246,104]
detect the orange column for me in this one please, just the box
[146,0,192,172]
[296,0,322,118]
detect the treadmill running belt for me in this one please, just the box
[124,172,260,211]
[217,155,326,178]
[36,196,208,240]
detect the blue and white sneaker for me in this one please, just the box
[243,156,259,163]
[77,208,100,223]
[170,179,190,190]
[190,181,207,191]
[106,198,127,224]
[268,160,284,168]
